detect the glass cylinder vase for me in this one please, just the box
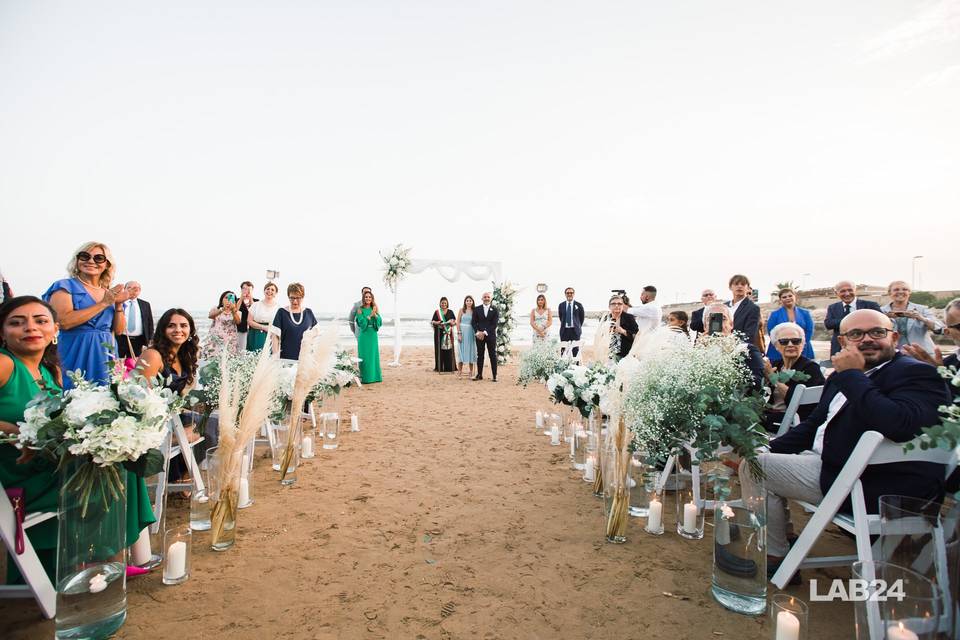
[274,421,301,486]
[629,453,658,518]
[322,411,340,450]
[852,561,941,640]
[161,525,191,586]
[711,494,767,615]
[602,441,630,544]
[207,446,240,551]
[673,453,705,539]
[55,460,128,640]
[769,594,807,639]
[238,440,254,509]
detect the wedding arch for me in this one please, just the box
[380,246,503,366]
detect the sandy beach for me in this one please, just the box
[2,346,856,639]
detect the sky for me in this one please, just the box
[1,0,958,316]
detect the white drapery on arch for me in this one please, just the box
[386,258,503,366]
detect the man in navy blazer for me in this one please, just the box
[558,286,585,357]
[739,309,950,574]
[824,280,881,355]
[727,274,761,346]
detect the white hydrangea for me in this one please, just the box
[62,387,119,427]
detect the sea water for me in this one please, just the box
[55,562,126,639]
[711,505,767,615]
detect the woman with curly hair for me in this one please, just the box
[43,241,130,388]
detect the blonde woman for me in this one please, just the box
[881,280,942,356]
[530,294,552,342]
[43,241,129,388]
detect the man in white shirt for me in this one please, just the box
[630,285,661,334]
[118,281,154,358]
[737,309,950,582]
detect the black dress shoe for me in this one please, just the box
[491,377,497,382]
[714,544,758,578]
[472,376,482,381]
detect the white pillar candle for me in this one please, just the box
[163,541,187,581]
[715,517,731,545]
[241,454,250,474]
[570,434,576,458]
[550,424,561,445]
[238,477,250,506]
[682,501,699,534]
[885,623,919,640]
[535,410,544,427]
[775,611,801,640]
[302,435,314,457]
[351,414,360,431]
[647,499,663,531]
[131,527,152,566]
[584,457,596,482]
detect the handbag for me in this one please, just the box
[5,487,26,554]
[122,334,137,378]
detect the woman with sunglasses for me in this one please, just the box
[270,282,317,361]
[762,322,825,433]
[764,287,815,363]
[42,241,129,388]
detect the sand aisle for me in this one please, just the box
[3,347,852,639]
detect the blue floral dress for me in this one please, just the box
[42,278,117,389]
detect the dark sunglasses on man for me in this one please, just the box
[777,338,803,346]
[76,251,108,264]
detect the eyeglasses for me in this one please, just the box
[777,338,803,346]
[76,252,108,264]
[946,322,960,331]
[288,296,303,301]
[841,327,893,341]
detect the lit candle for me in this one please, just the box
[647,498,663,531]
[683,500,699,534]
[885,623,919,640]
[775,610,800,640]
[715,517,731,545]
[584,456,596,482]
[131,527,152,566]
[163,541,187,581]
[535,410,544,427]
[351,414,360,431]
[550,424,561,445]
[238,477,250,506]
[302,434,314,457]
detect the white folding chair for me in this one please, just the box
[0,479,56,618]
[169,413,205,494]
[560,340,582,364]
[774,384,824,437]
[770,431,957,637]
[655,441,731,512]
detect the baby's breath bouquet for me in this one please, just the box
[547,361,616,418]
[11,368,182,515]
[270,349,361,420]
[516,338,568,387]
[190,348,261,432]
[623,333,767,474]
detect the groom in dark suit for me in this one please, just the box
[473,291,499,381]
[824,280,881,355]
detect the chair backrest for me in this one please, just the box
[869,437,957,469]
[775,384,825,437]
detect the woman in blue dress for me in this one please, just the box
[764,287,815,363]
[43,242,129,388]
[456,295,477,379]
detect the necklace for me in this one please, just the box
[288,307,305,326]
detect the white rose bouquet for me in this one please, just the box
[381,244,413,292]
[10,370,182,515]
[547,361,615,418]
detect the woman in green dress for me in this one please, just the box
[0,296,155,583]
[355,290,382,384]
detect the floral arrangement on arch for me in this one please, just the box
[492,281,517,365]
[10,364,183,514]
[516,338,569,387]
[547,361,616,418]
[381,244,413,292]
[622,333,768,474]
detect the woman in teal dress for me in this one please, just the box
[1,295,157,583]
[355,290,382,384]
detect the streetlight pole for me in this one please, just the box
[801,273,811,291]
[912,256,923,290]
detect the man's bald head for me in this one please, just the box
[834,280,856,304]
[838,308,892,333]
